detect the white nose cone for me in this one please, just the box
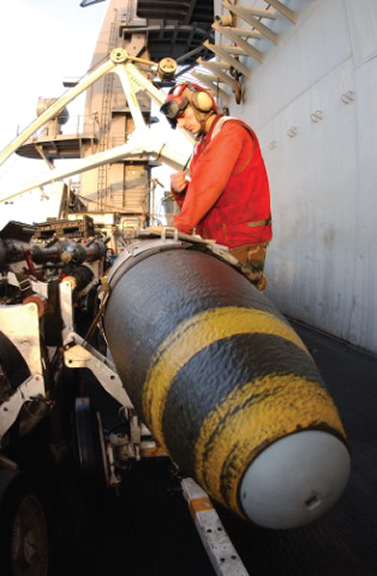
[240,430,351,529]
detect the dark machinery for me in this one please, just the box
[0,219,111,575]
[0,220,351,574]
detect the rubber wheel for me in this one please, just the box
[74,397,109,490]
[0,469,48,576]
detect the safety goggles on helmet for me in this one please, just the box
[160,82,217,129]
[160,96,189,128]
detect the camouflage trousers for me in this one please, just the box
[229,243,269,291]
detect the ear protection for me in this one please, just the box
[168,83,217,113]
[161,82,218,130]
[190,88,215,113]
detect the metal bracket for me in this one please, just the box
[160,226,179,241]
[63,331,133,409]
[0,298,48,443]
[110,47,129,64]
[0,301,44,377]
[0,375,46,442]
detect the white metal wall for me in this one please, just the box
[219,0,377,354]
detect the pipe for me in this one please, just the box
[30,241,107,265]
[104,241,350,529]
[0,240,106,268]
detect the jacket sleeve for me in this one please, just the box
[171,187,187,209]
[173,123,248,235]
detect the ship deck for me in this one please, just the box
[38,319,377,575]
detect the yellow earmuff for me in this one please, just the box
[191,90,214,113]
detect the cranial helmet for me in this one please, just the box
[160,83,218,129]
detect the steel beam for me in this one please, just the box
[212,22,264,64]
[203,40,250,77]
[263,0,297,24]
[222,0,279,45]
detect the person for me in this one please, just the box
[160,82,272,291]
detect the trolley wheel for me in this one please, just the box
[0,469,48,576]
[74,397,110,490]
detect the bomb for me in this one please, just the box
[104,239,350,529]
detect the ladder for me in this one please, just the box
[97,21,119,209]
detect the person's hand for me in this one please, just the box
[170,171,187,193]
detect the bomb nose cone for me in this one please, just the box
[240,431,351,529]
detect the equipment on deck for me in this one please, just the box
[0,222,350,535]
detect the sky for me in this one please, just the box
[0,0,192,226]
[0,0,108,219]
[0,0,107,149]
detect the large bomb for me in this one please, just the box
[104,238,350,529]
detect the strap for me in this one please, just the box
[210,116,257,142]
[210,116,238,141]
[247,217,272,228]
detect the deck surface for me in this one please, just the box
[37,320,377,575]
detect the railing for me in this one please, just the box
[15,114,98,141]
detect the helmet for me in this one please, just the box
[160,83,218,129]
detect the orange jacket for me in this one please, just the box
[172,116,272,248]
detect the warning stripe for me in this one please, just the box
[194,373,346,516]
[142,306,309,447]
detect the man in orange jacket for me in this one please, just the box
[160,82,272,290]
